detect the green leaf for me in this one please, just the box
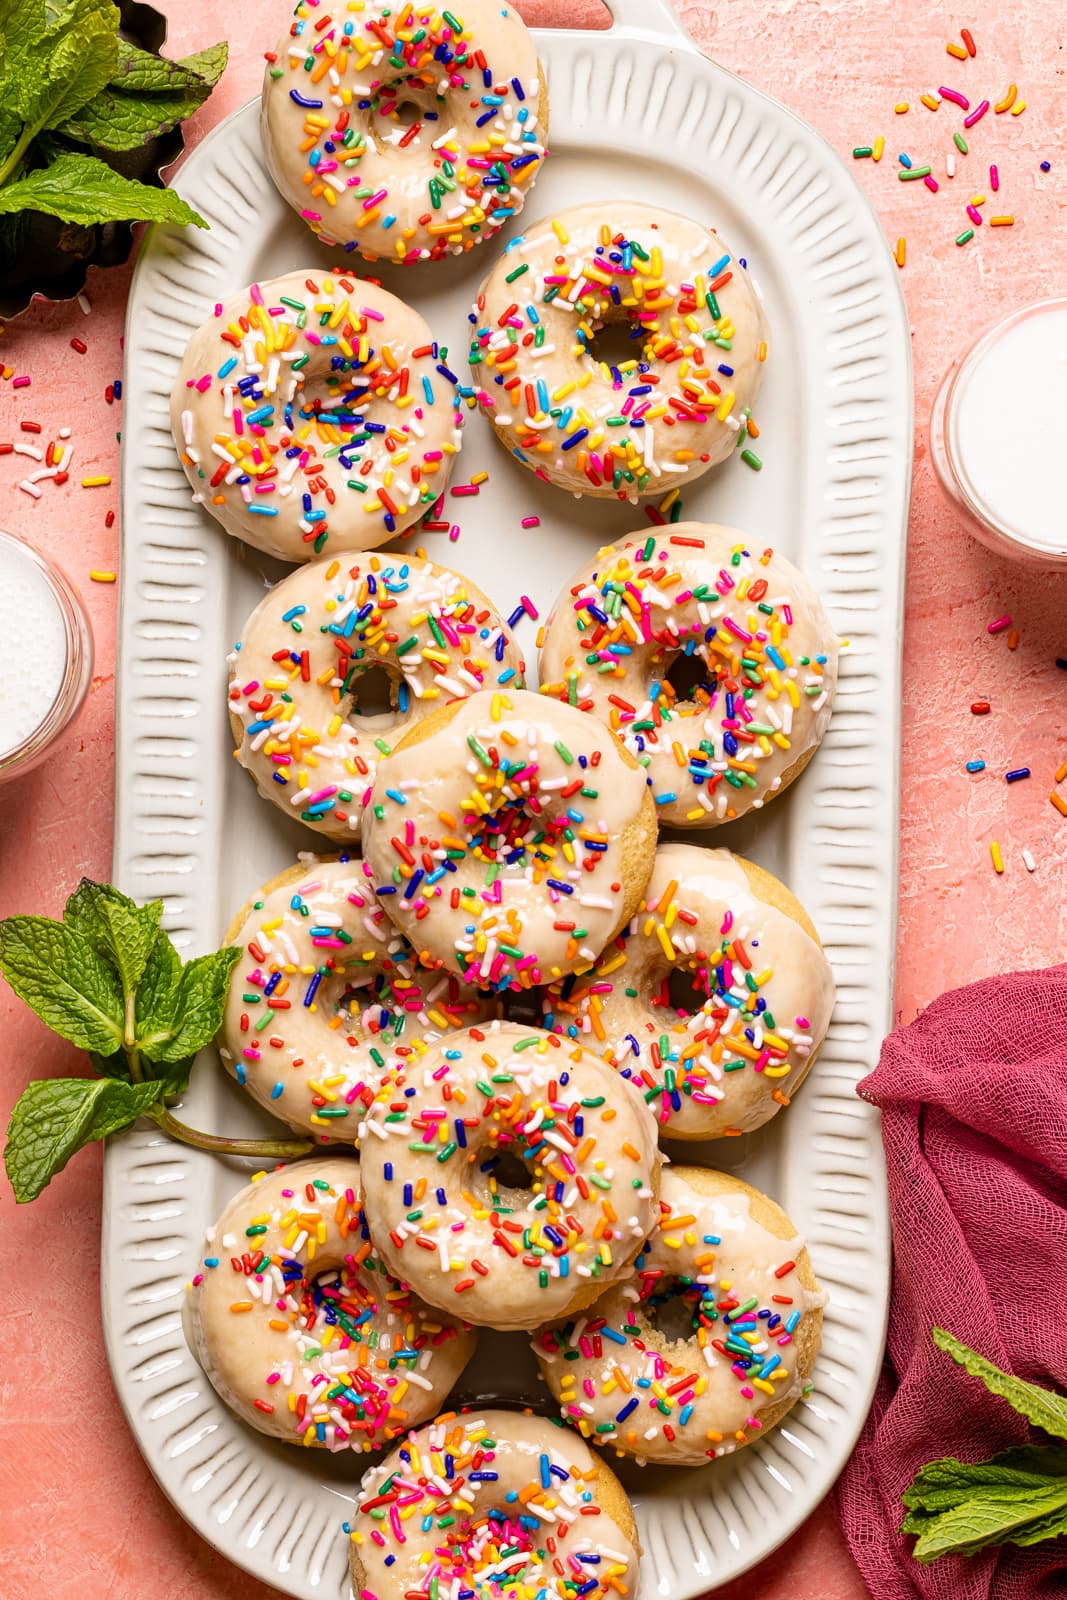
[934,1328,1067,1442]
[9,1,119,130]
[147,947,241,1062]
[143,1054,196,1097]
[60,80,213,151]
[89,1047,132,1081]
[903,1447,1067,1514]
[177,41,227,88]
[909,1483,1067,1564]
[4,1076,162,1202]
[65,878,162,995]
[133,926,182,1049]
[0,915,123,1052]
[0,151,206,226]
[110,36,226,92]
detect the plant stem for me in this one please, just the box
[0,122,38,190]
[148,1103,316,1160]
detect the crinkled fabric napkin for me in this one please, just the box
[835,964,1067,1599]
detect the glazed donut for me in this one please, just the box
[350,1410,640,1600]
[187,1158,475,1451]
[539,525,839,826]
[219,858,493,1138]
[228,552,525,843]
[534,1165,824,1465]
[171,269,462,560]
[360,688,656,990]
[357,1021,662,1329]
[468,202,768,498]
[262,0,548,265]
[544,844,835,1141]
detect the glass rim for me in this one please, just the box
[943,295,1067,556]
[0,529,93,775]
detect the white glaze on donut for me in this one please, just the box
[220,857,493,1138]
[469,203,768,497]
[261,1,547,264]
[539,525,839,826]
[228,553,525,843]
[534,1168,825,1464]
[350,1411,639,1600]
[187,1158,475,1451]
[360,689,653,989]
[543,844,835,1140]
[357,1021,662,1329]
[171,270,462,560]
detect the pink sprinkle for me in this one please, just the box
[250,283,264,305]
[796,1016,811,1029]
[520,595,539,619]
[990,164,1000,192]
[964,99,990,128]
[924,175,939,192]
[967,204,984,225]
[939,87,970,109]
[987,614,1012,633]
[195,374,212,393]
[214,303,223,317]
[451,484,478,497]
[360,306,385,322]
[12,376,30,388]
[449,524,461,542]
[521,516,540,528]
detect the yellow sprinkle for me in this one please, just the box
[872,135,885,162]
[989,215,1014,226]
[89,569,116,583]
[1010,100,1026,116]
[81,475,111,487]
[894,102,910,115]
[990,841,1004,874]
[946,40,968,59]
[921,93,941,111]
[895,237,906,268]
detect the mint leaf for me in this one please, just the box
[60,39,228,151]
[60,80,214,151]
[909,1483,1067,1564]
[8,1,119,130]
[177,41,228,87]
[4,1076,162,1202]
[0,915,122,1051]
[0,151,206,226]
[147,947,241,1062]
[110,36,226,92]
[133,926,182,1049]
[143,1054,196,1097]
[89,1047,132,1080]
[934,1328,1067,1442]
[65,878,162,995]
[904,1447,1067,1516]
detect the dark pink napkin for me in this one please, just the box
[835,964,1067,1599]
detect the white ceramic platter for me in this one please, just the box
[108,2,910,1595]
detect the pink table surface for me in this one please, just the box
[2,2,1065,1596]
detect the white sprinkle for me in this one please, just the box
[1022,847,1036,872]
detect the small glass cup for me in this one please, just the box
[0,529,94,781]
[930,297,1067,565]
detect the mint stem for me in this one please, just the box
[148,1103,316,1160]
[0,123,37,190]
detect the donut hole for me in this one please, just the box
[370,83,431,144]
[665,964,712,1018]
[640,1273,708,1348]
[475,1147,535,1210]
[348,663,399,721]
[585,317,648,376]
[663,649,715,708]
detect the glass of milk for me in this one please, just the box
[0,530,93,780]
[931,298,1067,563]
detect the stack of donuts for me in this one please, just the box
[173,5,843,1597]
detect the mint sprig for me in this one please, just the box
[2,879,314,1203]
[0,0,226,232]
[901,1329,1067,1563]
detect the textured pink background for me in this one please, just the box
[1,2,1065,1596]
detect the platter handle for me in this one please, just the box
[601,0,691,41]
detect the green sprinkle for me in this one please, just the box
[956,227,975,245]
[898,165,933,181]
[852,146,873,158]
[740,449,763,471]
[954,131,968,154]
